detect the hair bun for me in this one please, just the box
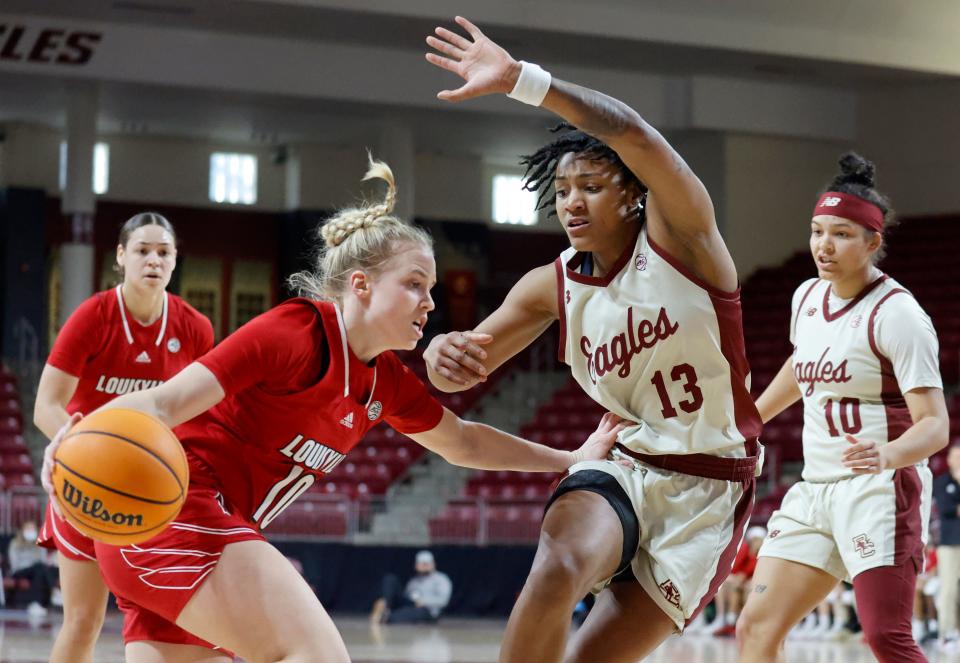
[831,152,876,189]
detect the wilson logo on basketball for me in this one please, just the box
[793,347,851,397]
[60,478,144,528]
[579,306,679,384]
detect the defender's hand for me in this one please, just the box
[424,331,492,387]
[426,16,521,102]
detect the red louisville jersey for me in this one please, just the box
[47,286,214,415]
[177,299,443,529]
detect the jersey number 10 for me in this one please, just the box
[824,397,862,436]
[252,466,315,528]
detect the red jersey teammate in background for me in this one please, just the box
[41,157,626,663]
[35,213,213,663]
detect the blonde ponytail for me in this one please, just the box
[288,154,432,301]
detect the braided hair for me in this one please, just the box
[288,154,432,301]
[820,152,897,262]
[521,124,647,221]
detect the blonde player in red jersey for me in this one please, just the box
[424,17,761,663]
[40,157,627,663]
[34,213,213,663]
[736,154,949,663]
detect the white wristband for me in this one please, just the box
[507,61,552,106]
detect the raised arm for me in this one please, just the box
[426,16,737,292]
[425,262,558,392]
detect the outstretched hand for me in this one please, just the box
[424,330,492,388]
[425,16,520,102]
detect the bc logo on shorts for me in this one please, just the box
[853,533,876,558]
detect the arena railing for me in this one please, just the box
[0,489,545,546]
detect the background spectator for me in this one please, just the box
[371,550,452,624]
[6,520,57,616]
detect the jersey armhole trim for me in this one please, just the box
[866,288,908,364]
[554,257,567,365]
[646,229,740,300]
[793,279,821,341]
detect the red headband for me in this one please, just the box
[813,191,884,233]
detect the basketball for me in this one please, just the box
[51,408,189,545]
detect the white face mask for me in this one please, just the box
[22,529,37,542]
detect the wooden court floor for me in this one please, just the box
[0,612,957,662]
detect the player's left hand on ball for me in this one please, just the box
[578,412,632,465]
[41,412,83,516]
[841,434,888,474]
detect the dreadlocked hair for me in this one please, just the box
[820,151,897,263]
[521,123,647,220]
[288,153,433,302]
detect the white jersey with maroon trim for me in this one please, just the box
[789,273,942,482]
[555,225,760,457]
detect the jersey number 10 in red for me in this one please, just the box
[824,397,862,436]
[651,363,704,418]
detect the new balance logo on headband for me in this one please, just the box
[820,196,842,207]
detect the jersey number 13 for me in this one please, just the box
[651,363,704,418]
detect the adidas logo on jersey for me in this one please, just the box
[135,351,151,364]
[339,412,354,428]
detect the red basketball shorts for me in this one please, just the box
[95,485,264,648]
[39,500,97,561]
